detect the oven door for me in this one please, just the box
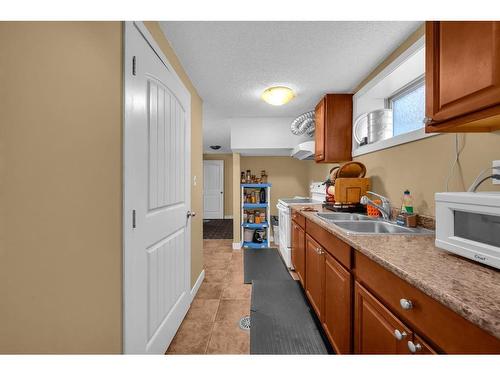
[277,202,292,267]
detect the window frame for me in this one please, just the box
[352,36,438,158]
[386,74,425,110]
[385,74,425,136]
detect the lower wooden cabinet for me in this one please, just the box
[323,251,352,354]
[305,234,324,320]
[291,220,305,287]
[410,333,437,354]
[354,281,435,354]
[293,212,499,354]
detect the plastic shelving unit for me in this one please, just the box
[241,183,271,248]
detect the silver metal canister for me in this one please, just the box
[367,109,393,143]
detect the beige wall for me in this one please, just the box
[0,21,204,354]
[145,22,204,288]
[307,133,500,216]
[240,157,311,216]
[0,22,123,353]
[308,24,500,217]
[203,154,233,217]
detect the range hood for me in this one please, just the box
[291,140,315,160]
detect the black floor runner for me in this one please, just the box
[243,248,291,284]
[244,247,331,354]
[250,280,331,354]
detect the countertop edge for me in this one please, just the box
[293,207,499,340]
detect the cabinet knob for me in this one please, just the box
[316,247,323,255]
[408,340,422,353]
[394,329,407,341]
[400,298,413,310]
[423,116,433,124]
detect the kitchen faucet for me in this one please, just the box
[360,191,392,220]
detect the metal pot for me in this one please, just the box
[367,109,393,143]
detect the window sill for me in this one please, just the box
[352,128,439,157]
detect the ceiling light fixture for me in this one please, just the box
[261,86,295,106]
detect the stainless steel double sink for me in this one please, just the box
[316,212,434,235]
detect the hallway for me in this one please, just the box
[202,219,233,239]
[166,240,251,354]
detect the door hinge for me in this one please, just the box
[132,209,136,229]
[132,56,136,76]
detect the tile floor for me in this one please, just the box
[166,239,251,354]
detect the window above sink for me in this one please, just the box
[352,35,437,157]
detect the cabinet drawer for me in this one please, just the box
[354,252,500,353]
[291,210,305,229]
[306,219,351,269]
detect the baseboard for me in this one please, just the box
[232,242,242,250]
[190,269,205,301]
[224,215,233,219]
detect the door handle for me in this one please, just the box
[187,211,196,218]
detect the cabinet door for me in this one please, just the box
[426,21,500,125]
[291,221,306,287]
[314,98,325,162]
[323,251,352,354]
[354,282,411,354]
[305,235,325,320]
[408,333,437,355]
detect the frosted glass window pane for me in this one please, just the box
[392,84,425,136]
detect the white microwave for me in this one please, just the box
[435,192,500,269]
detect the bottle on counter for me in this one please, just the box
[401,189,414,214]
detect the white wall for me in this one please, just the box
[203,103,232,153]
[230,117,310,156]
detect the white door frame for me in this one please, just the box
[123,21,192,354]
[203,159,224,219]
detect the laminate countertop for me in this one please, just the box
[292,205,500,340]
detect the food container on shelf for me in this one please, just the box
[244,228,255,242]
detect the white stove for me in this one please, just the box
[276,182,326,268]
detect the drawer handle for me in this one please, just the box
[408,340,422,353]
[394,329,407,341]
[316,247,324,255]
[400,298,413,310]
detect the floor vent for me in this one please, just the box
[239,315,251,331]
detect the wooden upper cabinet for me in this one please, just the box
[426,21,500,132]
[314,94,353,162]
[323,251,352,354]
[305,234,325,320]
[291,220,306,287]
[314,99,325,161]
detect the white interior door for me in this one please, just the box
[123,22,191,354]
[203,160,224,219]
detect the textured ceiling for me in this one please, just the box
[160,21,422,118]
